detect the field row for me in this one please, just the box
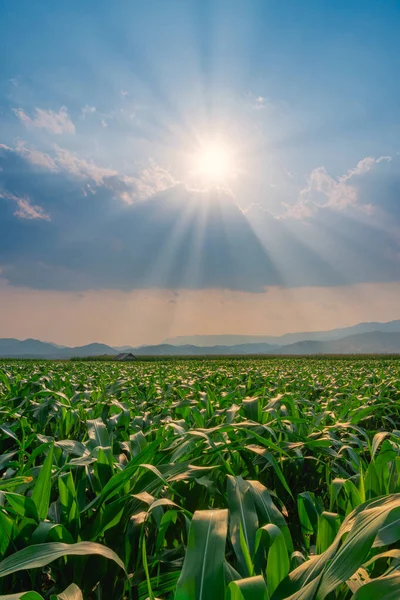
[0,358,400,599]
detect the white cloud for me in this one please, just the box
[0,192,50,221]
[341,155,392,182]
[110,163,178,204]
[15,141,57,171]
[49,147,177,201]
[14,197,50,221]
[4,140,177,203]
[136,162,177,197]
[253,95,268,110]
[288,156,394,219]
[81,105,96,118]
[301,166,357,211]
[13,106,75,134]
[10,142,113,182]
[52,148,177,201]
[54,146,117,183]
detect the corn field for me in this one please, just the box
[1,358,400,599]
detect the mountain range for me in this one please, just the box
[163,319,400,346]
[1,320,400,358]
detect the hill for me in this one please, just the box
[0,339,117,359]
[163,319,400,346]
[1,326,400,358]
[280,331,400,355]
[132,343,278,356]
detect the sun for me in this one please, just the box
[193,142,234,183]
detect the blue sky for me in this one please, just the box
[0,0,400,344]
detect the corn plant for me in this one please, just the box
[0,357,399,599]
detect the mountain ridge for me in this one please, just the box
[1,320,400,357]
[162,319,400,346]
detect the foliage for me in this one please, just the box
[0,357,400,599]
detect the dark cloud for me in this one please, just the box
[0,146,280,291]
[245,156,400,287]
[0,145,399,292]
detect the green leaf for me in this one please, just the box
[95,446,114,489]
[4,493,38,521]
[239,522,254,578]
[298,492,320,534]
[130,431,148,457]
[352,574,400,599]
[242,398,261,423]
[175,509,228,600]
[256,524,289,597]
[84,438,161,509]
[248,480,293,553]
[87,418,110,449]
[227,476,258,577]
[315,494,400,599]
[227,576,268,599]
[364,463,381,499]
[363,548,400,568]
[0,541,126,578]
[0,511,15,556]
[58,472,80,536]
[246,446,292,498]
[31,444,54,520]
[316,512,340,554]
[0,452,17,470]
[0,594,44,600]
[297,492,319,550]
[371,432,391,460]
[273,494,400,600]
[0,477,34,491]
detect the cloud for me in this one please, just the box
[14,141,58,171]
[54,146,117,183]
[13,106,75,134]
[246,155,400,287]
[81,105,96,118]
[0,143,279,291]
[6,142,177,204]
[13,197,50,221]
[292,156,395,217]
[0,144,399,293]
[0,191,50,221]
[253,96,268,110]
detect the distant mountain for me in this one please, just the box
[1,325,400,358]
[133,343,278,356]
[131,332,400,356]
[0,339,117,358]
[163,320,400,346]
[276,332,400,355]
[58,343,118,358]
[0,338,61,357]
[113,345,135,352]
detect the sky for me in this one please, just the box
[0,0,400,346]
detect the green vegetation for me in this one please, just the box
[0,357,400,599]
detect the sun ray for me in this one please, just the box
[191,141,235,184]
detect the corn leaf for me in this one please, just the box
[175,509,228,600]
[0,542,126,578]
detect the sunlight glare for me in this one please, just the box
[193,142,234,183]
